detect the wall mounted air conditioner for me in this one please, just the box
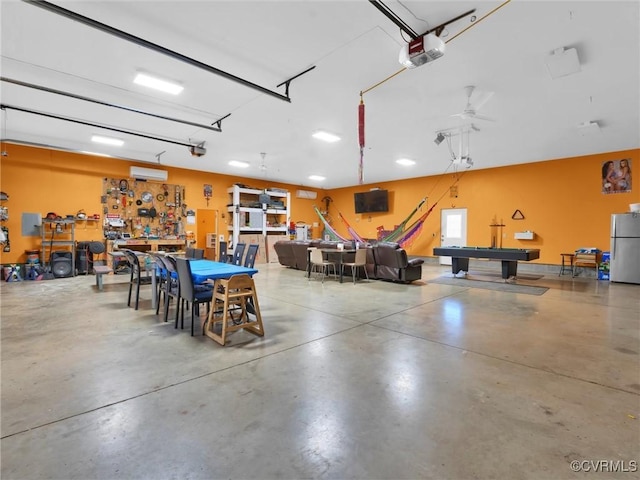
[129,166,168,182]
[296,190,317,200]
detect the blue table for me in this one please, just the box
[189,260,258,284]
[152,259,257,309]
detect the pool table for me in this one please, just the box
[433,246,541,279]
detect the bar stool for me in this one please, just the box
[559,253,574,276]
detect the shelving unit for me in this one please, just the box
[40,220,75,275]
[74,217,101,230]
[227,185,290,247]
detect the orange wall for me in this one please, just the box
[327,149,638,265]
[0,144,326,264]
[1,144,637,265]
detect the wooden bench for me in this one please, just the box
[93,265,113,290]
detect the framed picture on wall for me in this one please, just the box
[602,159,632,194]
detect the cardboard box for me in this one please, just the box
[598,251,610,280]
[238,234,267,264]
[266,234,285,263]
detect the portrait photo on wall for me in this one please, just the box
[602,158,632,194]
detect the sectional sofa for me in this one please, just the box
[273,239,423,283]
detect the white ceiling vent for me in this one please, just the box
[129,166,168,181]
[296,190,317,200]
[577,121,601,137]
[545,47,581,79]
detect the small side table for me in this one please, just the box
[559,253,575,276]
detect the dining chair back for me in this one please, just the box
[309,248,336,283]
[175,257,213,336]
[121,248,153,310]
[244,244,259,268]
[230,243,246,266]
[341,248,369,284]
[158,255,181,325]
[186,247,205,259]
[219,241,229,263]
[148,252,168,314]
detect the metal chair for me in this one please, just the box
[121,249,153,310]
[340,248,369,284]
[174,257,213,336]
[230,243,246,266]
[244,244,259,268]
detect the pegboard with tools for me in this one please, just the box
[102,177,188,239]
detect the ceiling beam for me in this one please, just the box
[1,77,226,132]
[1,104,198,148]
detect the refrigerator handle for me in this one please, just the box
[611,215,616,259]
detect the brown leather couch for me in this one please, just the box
[372,241,423,283]
[273,240,298,268]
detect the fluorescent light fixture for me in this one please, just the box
[228,160,250,168]
[80,151,112,157]
[308,175,326,181]
[91,135,124,147]
[134,72,184,95]
[396,158,416,166]
[312,131,341,143]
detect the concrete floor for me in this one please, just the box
[1,261,639,479]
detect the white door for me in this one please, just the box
[440,208,467,265]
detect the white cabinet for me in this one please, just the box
[227,185,290,246]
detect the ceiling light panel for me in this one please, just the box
[312,131,341,143]
[308,175,326,181]
[91,135,124,146]
[134,73,184,95]
[228,160,250,168]
[396,158,416,166]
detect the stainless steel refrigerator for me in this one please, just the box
[610,213,640,284]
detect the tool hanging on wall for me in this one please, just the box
[1,226,10,252]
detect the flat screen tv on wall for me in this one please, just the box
[354,189,389,214]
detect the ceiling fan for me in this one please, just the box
[451,85,495,122]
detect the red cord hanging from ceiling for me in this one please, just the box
[358,93,365,185]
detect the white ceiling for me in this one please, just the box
[1,1,639,189]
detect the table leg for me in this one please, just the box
[501,260,518,279]
[151,269,157,310]
[451,257,469,275]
